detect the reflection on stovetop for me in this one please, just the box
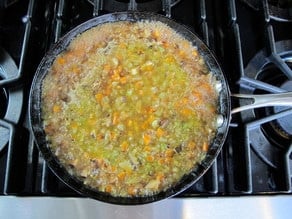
[0,0,291,198]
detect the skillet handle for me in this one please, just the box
[230,92,292,114]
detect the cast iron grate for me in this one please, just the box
[0,0,291,198]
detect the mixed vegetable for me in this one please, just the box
[42,21,219,197]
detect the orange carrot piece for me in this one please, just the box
[146,155,154,162]
[143,133,151,145]
[156,173,165,181]
[95,93,103,103]
[120,141,129,152]
[117,172,126,181]
[127,186,136,196]
[180,108,192,117]
[112,112,119,125]
[202,142,209,152]
[152,30,160,40]
[105,185,112,193]
[120,76,127,84]
[156,127,165,138]
[165,149,174,158]
[103,64,111,72]
[144,146,151,152]
[188,141,196,150]
[53,104,61,113]
[192,50,198,57]
[56,57,65,65]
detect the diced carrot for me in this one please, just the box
[127,120,133,127]
[158,158,165,165]
[104,84,112,96]
[146,115,155,124]
[165,55,175,63]
[202,142,209,152]
[146,155,154,162]
[119,42,126,49]
[201,83,212,92]
[71,65,80,74]
[152,30,160,40]
[110,165,117,172]
[105,185,112,193]
[53,104,61,113]
[182,41,189,49]
[141,61,154,72]
[96,158,104,167]
[156,127,165,138]
[188,141,196,150]
[162,41,169,48]
[103,64,111,72]
[69,122,78,130]
[71,48,84,57]
[116,65,123,74]
[141,121,148,130]
[164,157,171,164]
[109,132,116,140]
[83,152,90,159]
[181,97,189,105]
[165,149,174,158]
[179,50,186,58]
[134,81,143,89]
[143,133,151,145]
[156,173,165,181]
[111,71,120,81]
[120,141,129,152]
[192,50,198,57]
[127,186,136,196]
[56,57,65,65]
[112,112,119,125]
[96,134,104,141]
[180,108,192,117]
[87,118,96,126]
[120,76,127,84]
[192,91,202,103]
[117,172,126,181]
[95,93,103,103]
[145,106,155,114]
[144,145,151,152]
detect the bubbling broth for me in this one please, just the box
[41,21,219,197]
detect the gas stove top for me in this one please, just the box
[0,0,291,198]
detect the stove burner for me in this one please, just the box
[272,81,292,137]
[268,1,292,22]
[0,85,8,118]
[273,80,292,137]
[0,47,23,151]
[87,0,181,13]
[240,40,292,168]
[255,61,292,147]
[268,0,292,8]
[241,0,292,21]
[241,0,261,10]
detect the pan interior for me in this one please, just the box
[29,11,231,205]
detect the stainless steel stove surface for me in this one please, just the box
[0,0,291,203]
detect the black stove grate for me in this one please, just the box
[0,0,291,198]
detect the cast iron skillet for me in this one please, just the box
[28,11,232,205]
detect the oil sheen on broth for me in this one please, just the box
[41,21,219,197]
